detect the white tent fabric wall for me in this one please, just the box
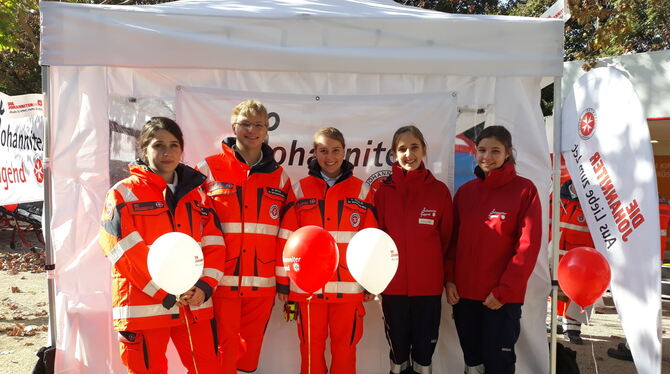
[40,1,562,373]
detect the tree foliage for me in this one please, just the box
[0,0,41,95]
[0,0,173,95]
[510,0,670,64]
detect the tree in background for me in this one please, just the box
[0,0,173,96]
[510,0,670,65]
[0,0,41,95]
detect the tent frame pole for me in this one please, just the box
[549,76,562,374]
[41,65,57,347]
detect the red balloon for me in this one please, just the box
[283,225,338,294]
[558,246,611,308]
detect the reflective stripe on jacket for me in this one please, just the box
[99,163,225,331]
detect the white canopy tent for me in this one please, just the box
[39,0,564,373]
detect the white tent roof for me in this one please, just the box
[40,0,564,76]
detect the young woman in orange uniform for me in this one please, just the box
[446,126,542,374]
[99,117,224,373]
[278,127,377,374]
[374,125,453,374]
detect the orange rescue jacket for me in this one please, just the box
[558,180,595,254]
[197,139,294,298]
[99,163,225,331]
[279,160,378,303]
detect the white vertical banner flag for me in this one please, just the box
[561,67,661,374]
[540,0,571,21]
[0,92,45,205]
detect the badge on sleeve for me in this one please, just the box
[350,212,361,227]
[269,204,280,220]
[104,199,115,221]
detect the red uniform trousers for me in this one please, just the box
[214,296,274,373]
[296,301,365,374]
[118,313,219,374]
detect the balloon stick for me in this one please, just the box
[183,306,199,374]
[307,295,312,374]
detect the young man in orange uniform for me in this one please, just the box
[197,100,294,373]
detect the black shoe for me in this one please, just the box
[607,344,633,361]
[546,324,565,334]
[564,330,583,345]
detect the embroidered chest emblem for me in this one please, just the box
[488,209,507,220]
[420,207,437,218]
[577,214,585,223]
[269,204,280,220]
[350,212,361,227]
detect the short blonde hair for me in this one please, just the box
[313,126,345,149]
[230,99,268,126]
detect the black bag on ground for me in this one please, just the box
[32,345,55,374]
[556,342,580,374]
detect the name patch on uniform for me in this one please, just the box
[418,218,434,225]
[132,201,164,211]
[296,198,317,208]
[207,182,235,195]
[346,198,368,210]
[266,187,287,199]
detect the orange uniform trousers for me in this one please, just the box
[118,314,219,374]
[296,301,365,374]
[214,296,274,373]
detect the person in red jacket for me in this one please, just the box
[99,117,224,373]
[278,126,377,374]
[445,125,542,374]
[374,125,453,374]
[196,100,294,374]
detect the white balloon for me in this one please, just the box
[147,232,204,295]
[346,228,399,295]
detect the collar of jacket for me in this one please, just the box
[560,179,579,202]
[129,160,206,198]
[388,161,433,187]
[474,161,517,189]
[222,137,279,174]
[307,158,354,185]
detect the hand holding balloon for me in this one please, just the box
[558,246,611,308]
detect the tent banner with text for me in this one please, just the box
[176,87,458,190]
[0,92,44,205]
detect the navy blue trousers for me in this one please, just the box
[453,298,522,374]
[382,295,441,373]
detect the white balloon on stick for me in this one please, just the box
[346,228,399,295]
[147,232,204,295]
